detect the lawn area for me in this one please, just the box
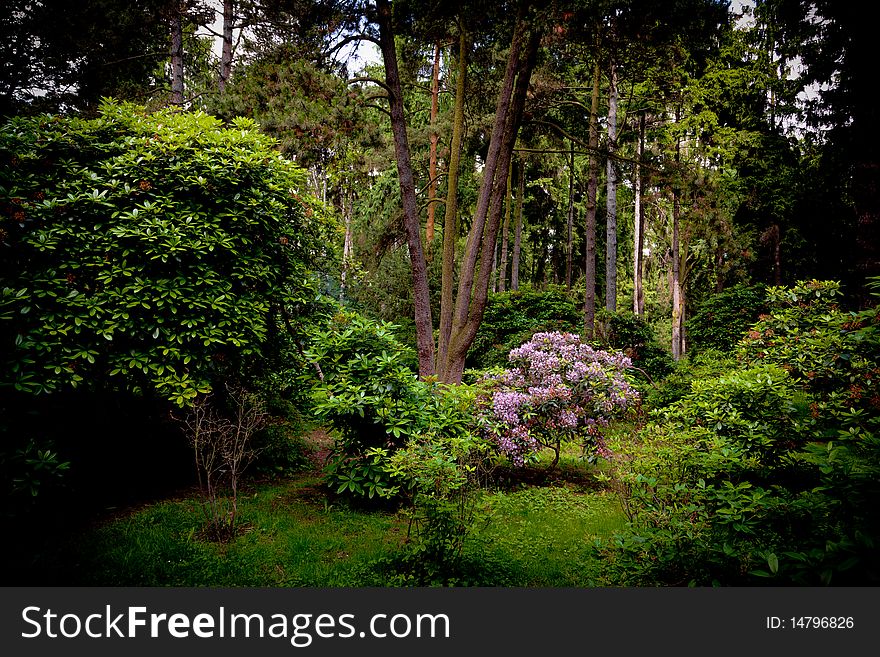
[34,457,627,587]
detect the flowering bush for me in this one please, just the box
[480,332,640,467]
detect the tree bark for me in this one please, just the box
[426,41,441,248]
[170,2,185,105]
[498,160,513,292]
[605,57,619,312]
[671,105,683,361]
[437,26,468,374]
[584,56,601,338]
[512,156,524,291]
[341,181,353,295]
[376,0,435,377]
[218,0,234,93]
[439,18,540,383]
[565,141,575,290]
[633,111,645,315]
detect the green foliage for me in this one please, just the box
[655,365,805,466]
[383,426,492,572]
[0,101,332,406]
[467,285,580,370]
[687,284,767,354]
[646,349,738,409]
[594,309,675,382]
[308,309,476,503]
[0,438,70,519]
[604,281,880,585]
[738,280,875,397]
[250,425,311,477]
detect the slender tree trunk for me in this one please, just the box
[341,182,353,295]
[605,58,619,312]
[218,0,234,93]
[671,107,683,361]
[633,111,645,315]
[512,157,524,291]
[376,0,434,377]
[440,18,540,383]
[170,2,185,105]
[498,160,513,292]
[672,206,683,360]
[426,41,441,248]
[565,141,575,290]
[773,224,782,286]
[437,26,467,373]
[584,56,601,338]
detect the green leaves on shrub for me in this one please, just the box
[467,285,580,370]
[687,283,766,355]
[0,101,333,405]
[604,280,880,585]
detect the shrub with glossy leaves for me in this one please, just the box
[480,331,640,467]
[308,310,477,501]
[737,280,874,399]
[0,101,331,406]
[467,286,580,370]
[687,284,766,355]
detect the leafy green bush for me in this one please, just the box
[645,349,737,409]
[738,280,874,397]
[655,365,805,466]
[0,100,331,406]
[603,365,810,584]
[308,310,475,501]
[604,281,880,585]
[467,285,580,370]
[594,309,674,382]
[687,283,766,355]
[383,425,492,572]
[0,438,70,520]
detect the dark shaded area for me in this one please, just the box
[0,390,195,585]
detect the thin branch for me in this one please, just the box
[328,33,381,55]
[348,76,393,96]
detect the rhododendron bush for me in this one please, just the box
[480,332,640,467]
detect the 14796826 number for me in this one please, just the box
[790,617,854,629]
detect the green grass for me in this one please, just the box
[470,486,627,586]
[46,476,407,586]
[37,462,628,587]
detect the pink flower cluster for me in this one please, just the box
[481,331,639,465]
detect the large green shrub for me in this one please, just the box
[687,283,766,355]
[738,280,875,398]
[308,310,473,500]
[467,285,580,370]
[0,101,331,406]
[594,309,675,382]
[603,281,880,585]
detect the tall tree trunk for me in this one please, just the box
[376,0,435,377]
[426,41,441,249]
[672,195,683,360]
[565,141,575,290]
[218,0,234,93]
[341,182,353,296]
[498,160,513,292]
[671,106,683,361]
[584,56,601,338]
[170,2,185,105]
[512,156,524,291]
[633,111,645,315]
[437,26,467,373]
[605,57,619,312]
[440,18,540,383]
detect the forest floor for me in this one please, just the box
[19,430,627,587]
